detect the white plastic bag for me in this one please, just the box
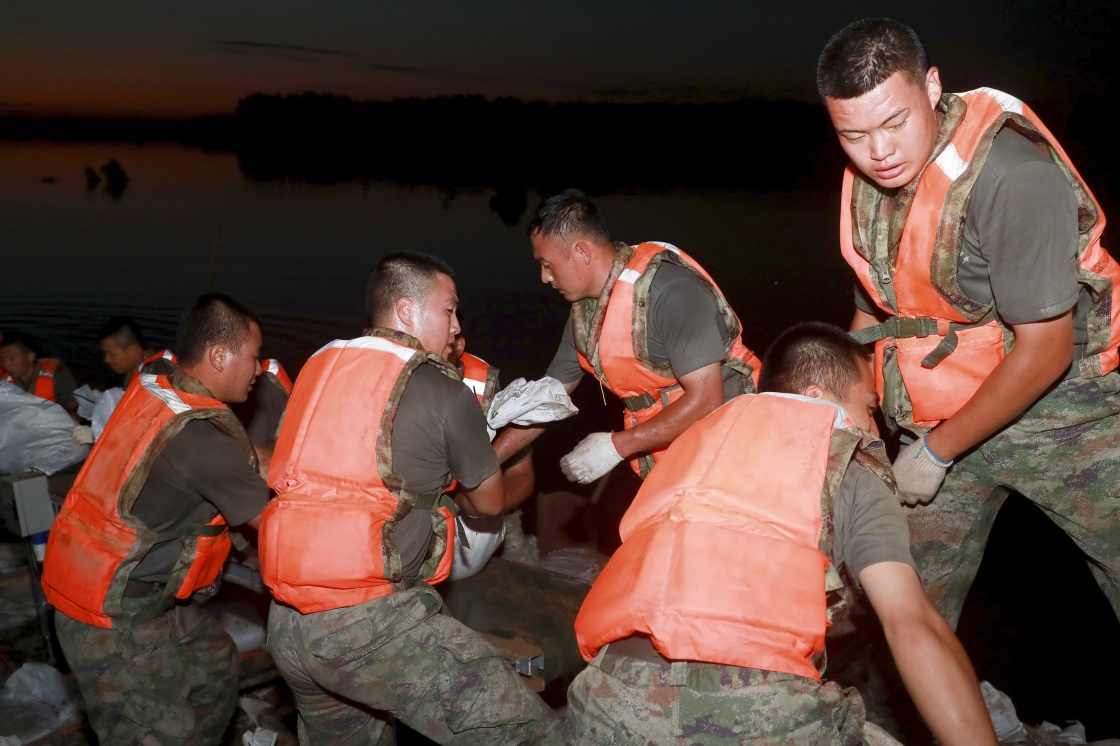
[91,387,124,440]
[0,384,89,475]
[0,662,84,743]
[980,681,1026,743]
[488,376,578,430]
[449,513,506,581]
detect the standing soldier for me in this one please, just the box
[259,252,561,744]
[494,189,761,483]
[818,18,1120,627]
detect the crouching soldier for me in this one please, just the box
[567,322,997,746]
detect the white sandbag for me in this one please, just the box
[0,662,84,743]
[449,513,505,581]
[72,384,101,420]
[0,384,89,476]
[488,376,578,430]
[91,386,124,440]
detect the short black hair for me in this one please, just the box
[0,330,39,356]
[366,252,456,329]
[817,18,929,101]
[759,321,870,398]
[97,316,146,349]
[178,294,262,366]
[527,189,612,246]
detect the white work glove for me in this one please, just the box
[560,432,623,484]
[892,435,953,506]
[71,425,95,445]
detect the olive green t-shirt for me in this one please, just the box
[390,363,500,577]
[832,460,915,585]
[548,262,744,400]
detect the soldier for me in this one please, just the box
[818,18,1120,628]
[97,315,178,386]
[567,322,997,745]
[494,189,761,483]
[0,330,81,418]
[259,252,561,744]
[41,294,270,744]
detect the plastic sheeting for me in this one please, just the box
[487,376,578,430]
[0,662,84,744]
[449,513,505,581]
[0,385,89,476]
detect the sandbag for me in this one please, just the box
[0,384,89,476]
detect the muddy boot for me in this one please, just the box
[500,509,539,565]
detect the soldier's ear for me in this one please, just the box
[208,343,231,373]
[572,241,592,265]
[395,295,416,329]
[803,383,826,399]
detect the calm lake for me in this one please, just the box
[0,141,852,385]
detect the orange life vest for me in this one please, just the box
[259,332,459,614]
[841,88,1120,430]
[573,242,762,477]
[261,358,293,396]
[576,394,874,680]
[458,352,498,413]
[3,359,61,402]
[140,349,178,371]
[41,373,250,628]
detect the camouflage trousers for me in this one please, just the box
[907,371,1120,629]
[566,647,865,745]
[54,602,239,745]
[266,585,563,746]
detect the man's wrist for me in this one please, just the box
[921,433,953,466]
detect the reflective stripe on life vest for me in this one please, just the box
[261,358,293,395]
[458,352,498,414]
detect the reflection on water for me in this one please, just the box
[1,141,851,382]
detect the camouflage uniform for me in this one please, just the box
[54,603,238,745]
[266,584,563,746]
[566,646,865,745]
[907,371,1120,628]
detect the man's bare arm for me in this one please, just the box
[850,307,884,332]
[610,361,723,459]
[492,378,580,463]
[456,470,505,517]
[926,310,1073,461]
[860,561,997,746]
[501,456,535,510]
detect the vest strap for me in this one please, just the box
[410,493,444,510]
[850,310,998,370]
[850,317,948,345]
[622,383,682,412]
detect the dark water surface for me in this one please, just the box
[0,141,851,382]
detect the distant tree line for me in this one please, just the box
[231,93,845,195]
[1,91,1114,207]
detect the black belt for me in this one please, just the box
[604,635,674,666]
